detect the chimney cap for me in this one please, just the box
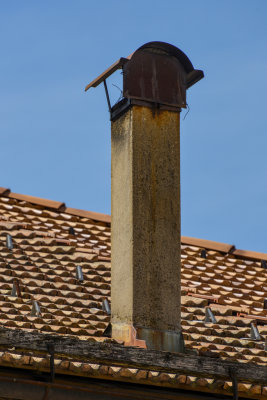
[85,41,204,99]
[136,41,196,74]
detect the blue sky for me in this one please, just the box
[1,1,267,252]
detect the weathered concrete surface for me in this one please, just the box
[111,105,181,348]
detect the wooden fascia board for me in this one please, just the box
[0,327,266,385]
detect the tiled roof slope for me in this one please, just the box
[0,188,266,398]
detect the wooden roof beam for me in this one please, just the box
[0,327,266,385]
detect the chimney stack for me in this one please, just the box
[86,42,203,351]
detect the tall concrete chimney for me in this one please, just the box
[85,42,203,351]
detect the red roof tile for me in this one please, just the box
[233,248,267,262]
[65,207,111,223]
[8,192,65,211]
[0,187,10,196]
[181,236,235,253]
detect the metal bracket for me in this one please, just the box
[229,367,238,400]
[11,280,21,297]
[205,307,217,324]
[47,343,55,383]
[250,322,261,340]
[103,79,112,118]
[85,57,128,91]
[102,298,111,315]
[42,385,50,400]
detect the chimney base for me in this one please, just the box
[112,323,146,348]
[112,323,184,353]
[136,327,185,353]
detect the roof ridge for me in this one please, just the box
[181,236,235,254]
[182,235,267,262]
[9,192,65,211]
[0,187,110,223]
[232,248,267,262]
[0,187,11,196]
[65,207,111,223]
[1,187,266,259]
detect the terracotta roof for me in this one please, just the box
[0,188,266,398]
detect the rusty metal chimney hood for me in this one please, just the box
[85,41,204,120]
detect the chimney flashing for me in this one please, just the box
[136,327,185,353]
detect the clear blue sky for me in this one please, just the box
[1,1,267,252]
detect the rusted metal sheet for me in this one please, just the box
[129,41,204,90]
[137,327,185,353]
[123,49,187,108]
[85,41,204,110]
[84,57,129,91]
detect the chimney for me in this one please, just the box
[85,42,203,351]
